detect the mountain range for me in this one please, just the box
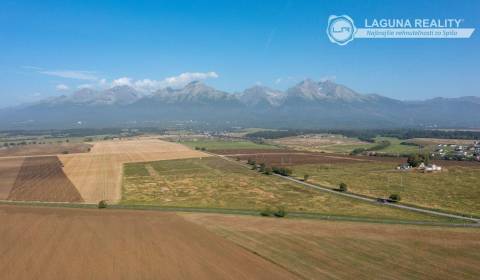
[1,79,479,129]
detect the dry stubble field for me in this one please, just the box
[183,213,480,280]
[0,205,297,280]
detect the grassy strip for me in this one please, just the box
[111,204,473,226]
[0,200,474,226]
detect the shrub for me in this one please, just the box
[389,194,401,202]
[274,207,286,218]
[339,183,347,192]
[98,200,108,209]
[272,166,292,176]
[264,167,272,175]
[303,174,310,182]
[200,147,207,151]
[260,207,273,217]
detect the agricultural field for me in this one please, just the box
[292,161,480,216]
[179,138,277,150]
[271,134,374,153]
[215,149,399,165]
[7,156,83,202]
[121,156,460,223]
[372,137,423,154]
[0,158,24,199]
[0,205,296,280]
[59,138,207,203]
[0,142,92,157]
[184,213,480,280]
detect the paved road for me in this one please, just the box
[212,153,480,224]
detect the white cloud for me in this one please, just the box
[106,72,219,92]
[111,77,132,87]
[77,84,93,89]
[55,84,69,91]
[162,72,218,88]
[40,70,98,81]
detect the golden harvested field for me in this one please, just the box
[59,138,208,203]
[184,213,480,280]
[0,205,297,280]
[0,158,24,199]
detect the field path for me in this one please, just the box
[59,139,208,203]
[0,205,298,280]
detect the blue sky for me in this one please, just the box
[0,0,479,107]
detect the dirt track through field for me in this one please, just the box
[8,156,83,202]
[0,205,298,280]
[59,139,208,203]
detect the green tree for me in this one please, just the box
[389,194,401,202]
[98,200,108,209]
[339,183,348,192]
[259,163,266,172]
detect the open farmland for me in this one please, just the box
[271,134,374,153]
[179,138,278,150]
[212,149,401,165]
[0,158,24,199]
[0,205,297,280]
[7,156,83,202]
[0,142,91,157]
[122,157,460,223]
[183,213,480,280]
[292,161,480,216]
[59,138,207,203]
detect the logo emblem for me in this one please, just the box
[327,15,356,45]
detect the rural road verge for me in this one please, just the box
[210,152,480,224]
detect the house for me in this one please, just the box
[397,163,411,170]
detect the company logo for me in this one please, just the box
[326,15,357,45]
[327,15,475,46]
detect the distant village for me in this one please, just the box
[431,140,480,162]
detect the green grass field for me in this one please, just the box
[292,162,480,216]
[373,137,424,154]
[179,139,277,150]
[121,157,461,223]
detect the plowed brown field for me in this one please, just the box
[212,149,479,167]
[0,205,298,280]
[8,156,83,202]
[59,139,208,203]
[0,158,24,199]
